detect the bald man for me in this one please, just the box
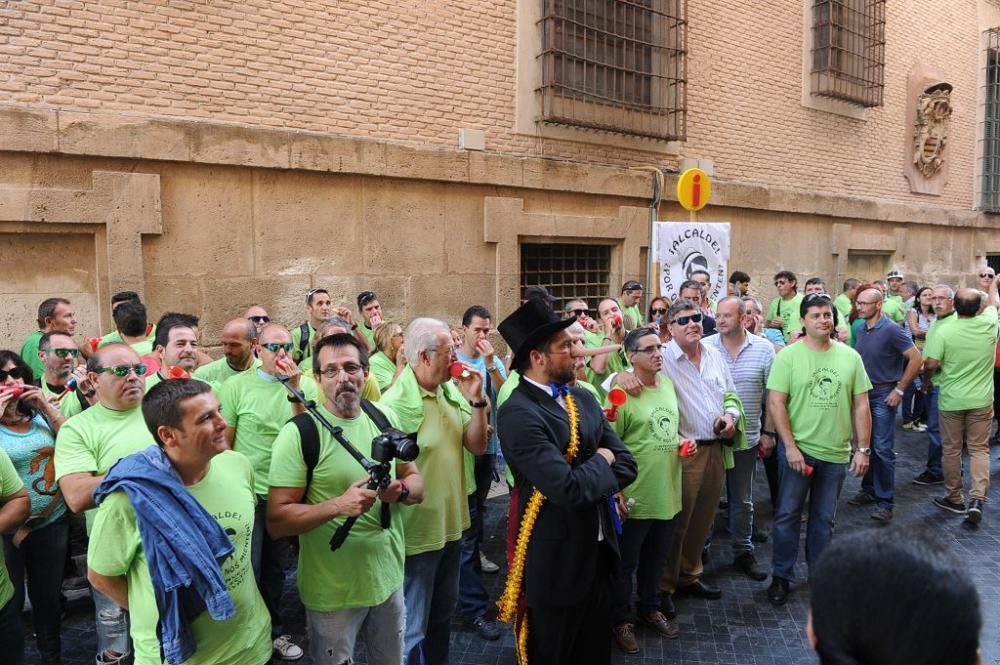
[193,318,261,391]
[245,305,272,336]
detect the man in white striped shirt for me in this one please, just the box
[705,297,774,581]
[617,298,740,608]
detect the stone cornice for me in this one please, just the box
[0,104,989,227]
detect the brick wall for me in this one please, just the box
[0,0,979,207]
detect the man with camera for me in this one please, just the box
[267,333,424,665]
[379,317,488,665]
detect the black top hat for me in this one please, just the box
[524,285,557,304]
[499,299,576,371]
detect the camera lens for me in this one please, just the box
[395,438,419,462]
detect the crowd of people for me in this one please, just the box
[0,267,991,665]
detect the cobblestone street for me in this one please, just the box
[25,425,1000,664]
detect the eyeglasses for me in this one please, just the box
[93,364,148,378]
[319,363,364,378]
[803,293,832,303]
[650,307,668,315]
[49,348,80,358]
[248,315,271,324]
[855,299,881,306]
[261,342,294,353]
[633,345,662,355]
[671,313,703,326]
[0,367,32,382]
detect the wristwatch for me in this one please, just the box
[893,387,905,396]
[398,481,410,504]
[469,399,488,408]
[855,447,872,456]
[762,430,777,438]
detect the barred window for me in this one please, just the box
[982,28,1000,213]
[810,0,885,107]
[537,0,687,141]
[520,243,612,307]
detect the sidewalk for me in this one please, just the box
[24,425,1000,663]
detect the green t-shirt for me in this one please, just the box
[218,370,320,496]
[0,449,25,608]
[358,324,376,352]
[380,374,471,556]
[100,329,156,356]
[583,329,605,349]
[39,380,86,418]
[766,293,805,342]
[883,298,905,323]
[619,302,643,330]
[290,322,319,364]
[586,347,630,401]
[269,404,406,611]
[54,403,155,530]
[20,330,44,382]
[608,377,682,520]
[923,306,999,412]
[833,293,853,320]
[369,351,397,392]
[88,451,270,665]
[193,357,262,392]
[766,341,872,463]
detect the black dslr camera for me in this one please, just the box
[371,429,419,464]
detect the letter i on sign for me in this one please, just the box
[691,174,701,209]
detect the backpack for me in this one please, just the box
[288,399,392,494]
[297,322,311,359]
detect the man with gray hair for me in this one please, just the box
[706,296,775,580]
[380,317,489,664]
[911,285,956,487]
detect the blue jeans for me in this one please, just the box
[902,379,926,423]
[861,386,896,509]
[307,588,405,665]
[726,446,757,556]
[924,387,943,478]
[457,495,489,620]
[771,444,847,581]
[403,538,462,665]
[92,586,131,661]
[3,515,69,661]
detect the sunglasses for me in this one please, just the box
[980,273,995,279]
[261,342,294,353]
[650,307,668,315]
[248,315,271,324]
[93,364,148,378]
[0,367,32,382]
[804,293,832,303]
[568,308,590,317]
[671,313,703,326]
[358,291,378,306]
[48,348,80,358]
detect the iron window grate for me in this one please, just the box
[520,243,612,307]
[537,0,687,141]
[983,28,1000,213]
[810,0,885,107]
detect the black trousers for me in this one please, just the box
[526,548,614,665]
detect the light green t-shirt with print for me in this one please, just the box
[766,293,805,343]
[88,451,271,665]
[218,370,321,496]
[608,377,682,521]
[766,341,872,464]
[54,403,155,531]
[924,306,999,412]
[193,357,262,392]
[0,449,24,608]
[269,404,406,612]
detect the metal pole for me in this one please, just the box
[645,170,663,303]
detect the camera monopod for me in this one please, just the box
[276,374,392,551]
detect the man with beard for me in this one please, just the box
[268,333,424,665]
[144,316,203,392]
[55,343,155,665]
[193,319,261,391]
[219,325,320,662]
[496,299,636,665]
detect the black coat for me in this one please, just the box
[497,379,637,607]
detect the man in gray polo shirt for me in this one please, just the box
[706,297,774,579]
[848,285,922,522]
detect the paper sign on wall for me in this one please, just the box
[653,222,731,302]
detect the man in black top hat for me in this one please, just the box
[496,300,637,665]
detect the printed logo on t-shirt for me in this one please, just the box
[214,508,253,590]
[649,406,677,451]
[807,368,842,409]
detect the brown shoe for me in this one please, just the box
[643,610,680,639]
[613,622,640,654]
